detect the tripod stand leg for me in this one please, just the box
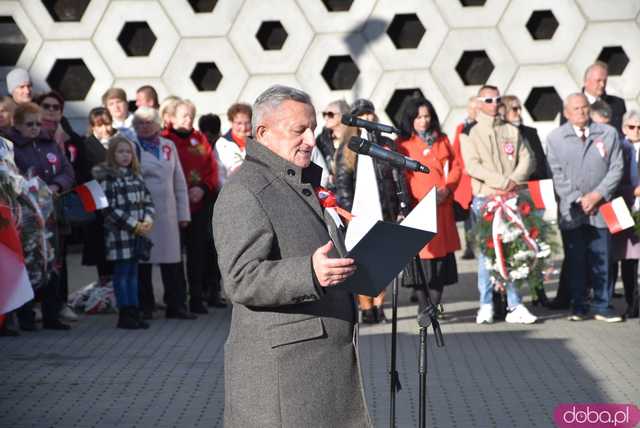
[418,326,428,428]
[389,276,398,428]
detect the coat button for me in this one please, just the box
[302,188,312,196]
[287,169,295,176]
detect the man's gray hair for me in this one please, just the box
[583,61,608,81]
[623,110,640,125]
[563,92,588,109]
[252,85,313,135]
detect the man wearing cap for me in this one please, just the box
[6,68,33,104]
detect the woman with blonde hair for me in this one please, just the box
[159,95,181,129]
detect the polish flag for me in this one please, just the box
[0,205,33,315]
[74,180,108,212]
[527,179,557,211]
[599,197,635,234]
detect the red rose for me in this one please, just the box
[518,202,531,216]
[483,211,494,222]
[529,227,539,239]
[486,238,495,249]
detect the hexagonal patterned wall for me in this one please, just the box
[1,0,639,139]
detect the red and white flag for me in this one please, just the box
[527,179,557,211]
[0,205,33,315]
[75,180,108,212]
[599,197,635,234]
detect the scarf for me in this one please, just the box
[138,135,161,160]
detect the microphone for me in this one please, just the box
[348,137,430,174]
[341,115,400,135]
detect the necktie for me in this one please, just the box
[579,128,587,143]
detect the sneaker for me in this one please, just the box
[476,304,494,324]
[567,313,587,321]
[594,313,624,323]
[59,305,78,322]
[505,305,537,324]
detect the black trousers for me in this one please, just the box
[610,259,638,308]
[183,205,217,303]
[138,262,187,313]
[17,273,63,327]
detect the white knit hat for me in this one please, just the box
[6,68,30,95]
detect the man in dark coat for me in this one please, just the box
[213,85,371,427]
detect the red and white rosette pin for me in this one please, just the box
[503,142,515,160]
[162,145,172,161]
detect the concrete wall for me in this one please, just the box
[1,0,639,139]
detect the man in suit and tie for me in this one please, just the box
[546,93,624,322]
[213,85,371,427]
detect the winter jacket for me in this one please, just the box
[93,164,155,261]
[9,128,75,191]
[161,127,219,213]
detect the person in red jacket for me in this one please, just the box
[162,99,223,313]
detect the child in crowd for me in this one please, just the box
[93,136,155,329]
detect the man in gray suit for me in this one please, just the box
[213,85,371,427]
[546,93,624,322]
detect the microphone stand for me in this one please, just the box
[381,134,444,428]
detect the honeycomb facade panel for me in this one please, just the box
[295,0,376,34]
[93,2,179,78]
[431,29,517,107]
[29,40,113,118]
[363,0,448,71]
[575,0,640,22]
[498,0,586,64]
[506,65,579,140]
[296,33,382,113]
[369,70,449,131]
[19,0,108,40]
[568,21,640,100]
[239,74,302,106]
[0,2,42,88]
[162,38,248,121]
[158,0,243,37]
[228,0,313,75]
[434,0,509,28]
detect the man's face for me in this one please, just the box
[12,82,32,104]
[106,98,128,121]
[231,112,251,139]
[584,66,607,98]
[564,95,590,128]
[256,100,317,168]
[136,92,155,108]
[173,105,194,132]
[623,117,640,143]
[477,88,501,117]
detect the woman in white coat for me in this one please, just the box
[132,107,195,320]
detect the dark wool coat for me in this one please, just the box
[93,165,155,261]
[213,140,371,428]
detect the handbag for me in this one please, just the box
[58,191,96,225]
[133,235,153,262]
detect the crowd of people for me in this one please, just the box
[0,58,637,337]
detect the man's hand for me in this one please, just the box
[504,180,517,192]
[634,186,640,197]
[312,241,356,287]
[436,187,450,204]
[580,191,603,215]
[179,220,189,228]
[188,187,205,203]
[48,184,60,194]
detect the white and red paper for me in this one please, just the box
[599,197,635,234]
[75,180,108,212]
[0,205,33,315]
[528,179,557,211]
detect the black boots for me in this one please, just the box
[117,307,149,329]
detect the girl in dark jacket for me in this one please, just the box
[94,135,155,329]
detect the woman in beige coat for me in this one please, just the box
[132,107,194,320]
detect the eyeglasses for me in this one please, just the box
[41,102,61,112]
[626,125,640,130]
[511,106,522,112]
[322,111,338,119]
[478,96,502,104]
[24,121,42,128]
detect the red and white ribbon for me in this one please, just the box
[483,194,539,281]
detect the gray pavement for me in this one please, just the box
[1,251,639,428]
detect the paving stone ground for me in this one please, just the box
[1,251,638,428]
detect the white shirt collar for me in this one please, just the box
[572,124,590,138]
[584,91,598,104]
